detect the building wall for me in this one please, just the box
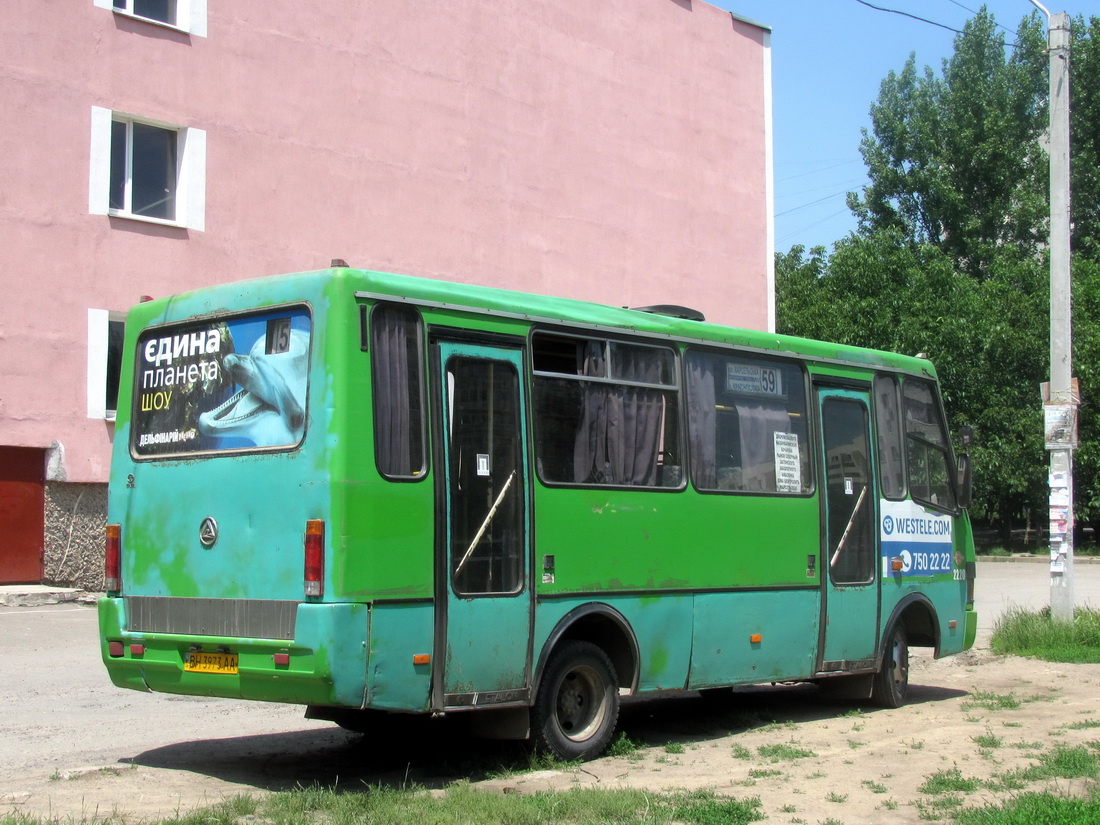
[0,1,771,583]
[43,483,109,591]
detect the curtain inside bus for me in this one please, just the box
[572,341,665,486]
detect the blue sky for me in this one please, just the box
[710,0,1096,253]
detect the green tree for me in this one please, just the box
[848,9,1047,279]
[776,234,1046,529]
[779,9,1100,537]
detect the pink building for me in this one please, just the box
[0,0,772,587]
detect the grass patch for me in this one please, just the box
[991,607,1100,663]
[991,744,1100,790]
[665,790,765,825]
[756,742,816,762]
[0,785,776,825]
[918,768,981,795]
[963,691,1022,712]
[605,731,643,758]
[973,731,1003,749]
[955,791,1100,824]
[731,743,753,759]
[1064,719,1100,731]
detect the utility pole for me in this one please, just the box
[1038,8,1075,622]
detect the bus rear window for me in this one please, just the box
[131,307,311,458]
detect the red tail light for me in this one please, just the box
[105,524,121,593]
[304,519,324,597]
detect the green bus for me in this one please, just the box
[99,264,976,760]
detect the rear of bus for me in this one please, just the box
[98,271,371,709]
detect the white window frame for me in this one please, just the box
[88,309,127,421]
[89,106,206,231]
[92,0,207,37]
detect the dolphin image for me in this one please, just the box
[198,329,309,446]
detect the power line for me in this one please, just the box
[941,0,1019,37]
[854,0,962,34]
[776,188,856,218]
[776,207,853,247]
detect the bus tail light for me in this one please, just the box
[105,524,121,593]
[304,519,324,597]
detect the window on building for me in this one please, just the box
[111,118,177,221]
[89,107,206,231]
[93,0,207,36]
[114,0,175,26]
[88,309,126,420]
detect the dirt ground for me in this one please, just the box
[4,645,1099,824]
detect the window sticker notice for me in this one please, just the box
[880,499,954,577]
[774,432,801,493]
[133,309,311,457]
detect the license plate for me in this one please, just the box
[184,651,239,674]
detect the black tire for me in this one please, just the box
[532,640,619,761]
[872,624,909,708]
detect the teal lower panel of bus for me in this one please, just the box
[534,596,694,692]
[879,575,974,658]
[534,590,822,694]
[364,601,434,711]
[689,590,820,687]
[98,597,370,707]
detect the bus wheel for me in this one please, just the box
[872,625,909,708]
[533,640,619,761]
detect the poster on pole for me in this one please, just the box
[1044,403,1078,449]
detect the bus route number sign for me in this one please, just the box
[727,364,783,397]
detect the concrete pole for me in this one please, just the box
[1046,13,1074,622]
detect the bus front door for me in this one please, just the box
[817,388,879,672]
[435,342,532,710]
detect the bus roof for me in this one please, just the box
[133,266,938,380]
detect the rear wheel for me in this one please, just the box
[871,624,909,708]
[532,640,619,761]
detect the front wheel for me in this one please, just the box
[532,640,619,761]
[872,624,909,708]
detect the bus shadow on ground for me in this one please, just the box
[126,680,967,794]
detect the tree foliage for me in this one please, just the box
[777,9,1100,533]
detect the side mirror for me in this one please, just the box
[956,450,973,510]
[958,424,974,449]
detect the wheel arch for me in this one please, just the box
[534,603,640,695]
[882,593,939,660]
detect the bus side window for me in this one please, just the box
[532,332,681,488]
[685,349,811,495]
[874,374,906,499]
[370,303,427,480]
[903,379,956,512]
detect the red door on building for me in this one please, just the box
[0,447,44,584]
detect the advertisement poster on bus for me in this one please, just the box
[880,499,954,577]
[132,309,311,457]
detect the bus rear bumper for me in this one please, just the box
[964,607,978,651]
[97,597,368,708]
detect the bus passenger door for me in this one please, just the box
[816,388,879,671]
[434,342,532,709]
